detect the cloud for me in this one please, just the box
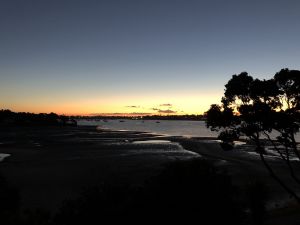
[158,109,177,114]
[127,112,152,115]
[125,105,140,108]
[150,104,177,113]
[159,103,172,107]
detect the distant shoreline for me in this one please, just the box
[73,115,206,121]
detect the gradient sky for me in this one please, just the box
[1,0,300,115]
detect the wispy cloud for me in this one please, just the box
[158,109,177,114]
[149,104,178,114]
[127,112,152,115]
[125,105,140,108]
[159,103,172,107]
[120,103,178,115]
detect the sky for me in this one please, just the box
[1,0,300,115]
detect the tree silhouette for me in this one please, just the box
[0,110,77,126]
[206,68,300,203]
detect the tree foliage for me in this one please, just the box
[206,68,300,202]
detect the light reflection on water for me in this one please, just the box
[0,153,11,162]
[132,140,171,144]
[78,119,217,137]
[78,119,300,142]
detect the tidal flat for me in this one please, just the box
[0,125,299,224]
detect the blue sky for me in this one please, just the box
[1,0,299,114]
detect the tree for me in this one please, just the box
[206,69,300,203]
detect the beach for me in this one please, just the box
[0,125,300,223]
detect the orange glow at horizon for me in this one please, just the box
[2,91,223,116]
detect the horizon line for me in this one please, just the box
[0,109,205,117]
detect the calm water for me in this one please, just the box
[78,119,300,142]
[77,119,217,137]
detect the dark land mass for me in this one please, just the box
[0,109,77,126]
[0,125,300,224]
[73,114,206,121]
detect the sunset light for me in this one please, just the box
[0,1,300,224]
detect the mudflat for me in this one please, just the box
[0,125,299,222]
[0,126,198,211]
